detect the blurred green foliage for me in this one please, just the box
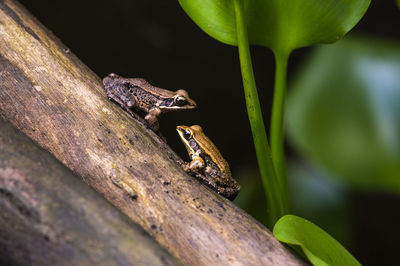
[287,162,350,245]
[286,36,400,193]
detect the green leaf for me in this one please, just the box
[178,0,237,45]
[273,215,361,266]
[246,0,370,53]
[286,36,400,193]
[178,0,370,53]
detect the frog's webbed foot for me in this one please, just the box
[143,113,167,142]
[111,177,137,199]
[146,118,160,132]
[182,162,191,172]
[145,109,161,131]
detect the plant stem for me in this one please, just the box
[270,51,290,209]
[233,0,287,227]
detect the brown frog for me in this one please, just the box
[176,125,240,200]
[103,73,196,131]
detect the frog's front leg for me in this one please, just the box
[110,177,137,199]
[144,108,161,131]
[184,154,205,172]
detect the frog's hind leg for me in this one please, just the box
[106,91,146,125]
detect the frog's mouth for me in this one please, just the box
[185,98,197,108]
[176,126,188,138]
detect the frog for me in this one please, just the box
[176,125,240,200]
[103,73,197,131]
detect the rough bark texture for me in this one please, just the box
[0,117,180,266]
[0,0,305,265]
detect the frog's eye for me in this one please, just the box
[183,129,192,140]
[175,96,187,106]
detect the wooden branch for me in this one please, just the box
[0,0,305,265]
[0,117,180,265]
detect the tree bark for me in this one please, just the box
[0,0,305,265]
[0,117,180,266]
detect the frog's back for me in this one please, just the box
[104,73,177,98]
[193,127,232,177]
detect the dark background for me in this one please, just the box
[18,0,400,265]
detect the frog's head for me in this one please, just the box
[176,125,203,155]
[160,90,197,110]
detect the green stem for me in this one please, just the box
[270,51,290,210]
[233,0,287,227]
